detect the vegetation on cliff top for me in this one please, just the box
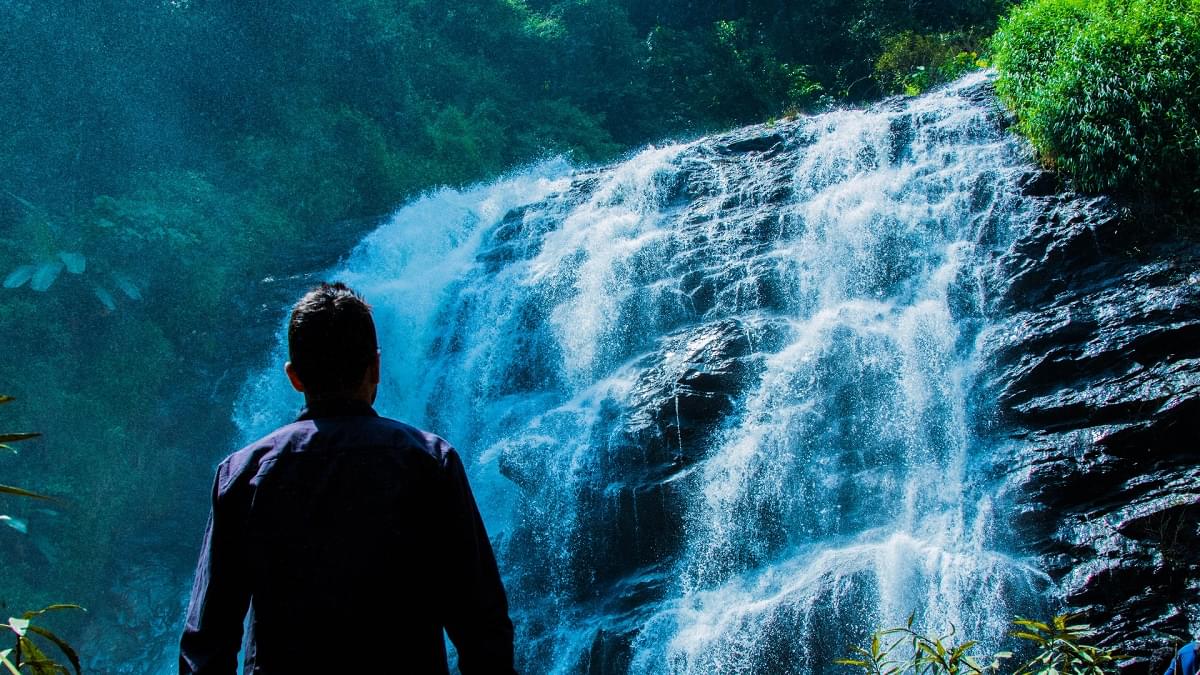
[992,0,1200,198]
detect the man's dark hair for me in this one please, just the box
[287,281,378,396]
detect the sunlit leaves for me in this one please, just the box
[993,0,1200,195]
[1010,615,1123,675]
[838,614,1118,675]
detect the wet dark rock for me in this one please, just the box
[1018,170,1061,197]
[720,133,786,156]
[984,192,1200,664]
[624,318,786,467]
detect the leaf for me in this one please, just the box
[26,626,81,675]
[1012,631,1048,644]
[20,606,85,622]
[0,395,13,405]
[3,266,34,289]
[112,274,141,300]
[836,659,870,667]
[16,636,57,675]
[1014,618,1050,631]
[0,484,52,500]
[30,262,63,292]
[93,286,116,311]
[56,252,85,275]
[7,618,29,637]
[952,641,979,659]
[0,432,40,443]
[0,515,28,534]
[0,649,19,675]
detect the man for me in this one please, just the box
[181,282,515,674]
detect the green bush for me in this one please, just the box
[992,0,1200,195]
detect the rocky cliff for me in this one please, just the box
[983,187,1200,668]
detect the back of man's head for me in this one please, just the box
[287,282,378,397]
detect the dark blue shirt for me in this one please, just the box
[180,399,515,674]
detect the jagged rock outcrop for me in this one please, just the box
[983,192,1200,669]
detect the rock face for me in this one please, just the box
[982,194,1200,668]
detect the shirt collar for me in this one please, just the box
[296,398,379,422]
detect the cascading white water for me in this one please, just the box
[235,72,1051,674]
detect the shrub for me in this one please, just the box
[992,0,1200,196]
[837,614,1123,675]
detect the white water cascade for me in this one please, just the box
[235,72,1051,674]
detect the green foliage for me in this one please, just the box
[1,399,83,674]
[836,613,1012,675]
[0,396,47,510]
[876,33,989,96]
[838,614,1122,675]
[1,605,85,675]
[992,0,1200,195]
[1009,616,1123,675]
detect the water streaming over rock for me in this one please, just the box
[235,72,1054,673]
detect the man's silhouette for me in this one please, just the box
[181,282,515,674]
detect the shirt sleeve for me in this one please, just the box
[179,463,252,674]
[438,446,517,675]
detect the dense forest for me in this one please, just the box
[1,0,1196,667]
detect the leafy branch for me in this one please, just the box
[1,605,85,675]
[838,614,1122,675]
[837,613,1011,675]
[2,396,84,674]
[1010,615,1123,675]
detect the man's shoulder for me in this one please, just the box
[346,414,457,465]
[220,416,455,478]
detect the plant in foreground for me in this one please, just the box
[837,614,1123,675]
[1,395,83,674]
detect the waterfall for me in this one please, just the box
[235,72,1051,674]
